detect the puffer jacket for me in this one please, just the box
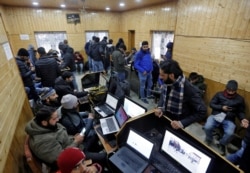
[134,49,153,73]
[210,91,245,122]
[112,49,125,72]
[15,57,34,87]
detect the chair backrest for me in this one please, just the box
[24,135,43,173]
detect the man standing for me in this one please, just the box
[203,80,247,155]
[134,41,154,104]
[35,47,61,87]
[154,60,207,129]
[15,48,39,101]
[112,44,127,81]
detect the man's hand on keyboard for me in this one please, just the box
[88,113,95,119]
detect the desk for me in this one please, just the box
[113,110,243,173]
[94,125,117,154]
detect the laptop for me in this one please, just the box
[83,72,108,92]
[123,96,147,118]
[94,93,118,117]
[99,106,129,135]
[151,129,212,173]
[109,129,154,173]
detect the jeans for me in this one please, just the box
[92,60,104,72]
[138,72,153,99]
[88,56,93,71]
[76,63,84,72]
[117,71,126,82]
[71,73,79,91]
[204,115,236,146]
[227,140,246,164]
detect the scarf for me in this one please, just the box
[162,75,185,115]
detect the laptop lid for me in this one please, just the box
[81,72,100,89]
[161,130,212,173]
[115,106,129,127]
[99,74,107,87]
[126,129,154,159]
[105,93,118,110]
[123,97,147,118]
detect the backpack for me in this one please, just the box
[88,86,107,106]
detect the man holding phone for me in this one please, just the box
[204,80,248,156]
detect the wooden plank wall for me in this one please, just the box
[0,6,34,173]
[0,0,250,171]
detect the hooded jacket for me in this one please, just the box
[134,49,153,73]
[25,119,82,165]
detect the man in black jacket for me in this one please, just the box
[204,80,247,155]
[35,47,61,87]
[154,60,207,129]
[15,48,39,101]
[54,71,88,102]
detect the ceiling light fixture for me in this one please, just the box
[105,7,110,11]
[60,4,66,8]
[32,2,39,6]
[119,3,125,7]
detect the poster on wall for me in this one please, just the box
[3,42,13,60]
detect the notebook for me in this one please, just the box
[99,106,129,135]
[123,96,147,117]
[152,129,212,173]
[109,129,154,173]
[94,93,118,117]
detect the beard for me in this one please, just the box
[164,78,173,85]
[46,123,58,131]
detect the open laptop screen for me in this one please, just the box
[161,130,211,173]
[126,129,154,159]
[124,97,147,117]
[99,74,107,87]
[115,106,129,127]
[106,93,118,110]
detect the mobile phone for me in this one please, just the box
[227,106,233,109]
[80,128,86,136]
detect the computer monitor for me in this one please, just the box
[123,97,147,118]
[81,72,100,89]
[161,130,212,173]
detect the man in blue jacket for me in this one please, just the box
[134,41,154,104]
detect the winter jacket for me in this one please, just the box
[134,49,153,73]
[112,49,125,72]
[158,79,207,127]
[60,47,76,72]
[35,55,61,87]
[25,119,82,165]
[54,76,88,101]
[210,91,245,122]
[15,57,34,87]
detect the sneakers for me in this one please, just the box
[147,95,155,99]
[218,144,226,156]
[141,98,149,104]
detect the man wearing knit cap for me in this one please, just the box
[38,87,60,108]
[57,147,102,173]
[15,48,39,101]
[204,80,248,156]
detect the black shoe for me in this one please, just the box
[141,98,149,104]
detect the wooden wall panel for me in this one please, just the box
[176,0,250,39]
[3,7,122,54]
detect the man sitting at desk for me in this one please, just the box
[154,60,207,129]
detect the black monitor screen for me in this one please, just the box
[81,72,100,89]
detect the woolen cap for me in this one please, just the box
[226,80,238,91]
[61,94,78,109]
[39,87,56,100]
[57,147,85,173]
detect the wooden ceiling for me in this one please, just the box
[0,0,174,12]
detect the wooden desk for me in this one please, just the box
[94,125,117,154]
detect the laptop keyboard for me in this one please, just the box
[117,148,144,171]
[99,105,113,115]
[106,118,116,132]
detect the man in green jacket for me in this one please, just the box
[25,106,106,170]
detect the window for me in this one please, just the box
[151,31,174,60]
[85,31,108,43]
[35,31,67,56]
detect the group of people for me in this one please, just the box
[16,37,250,172]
